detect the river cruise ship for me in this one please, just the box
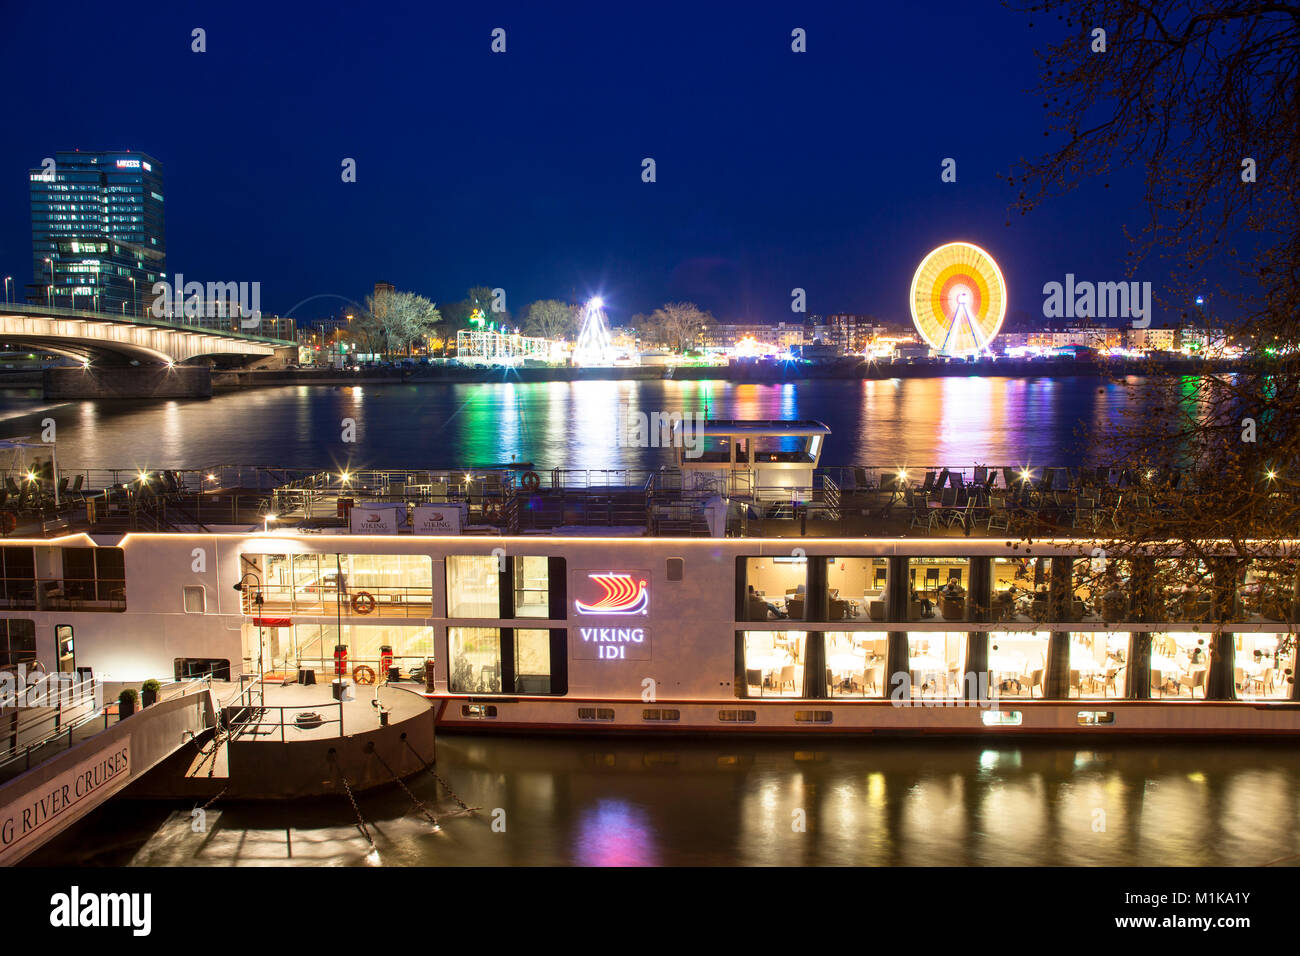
[0,421,1295,737]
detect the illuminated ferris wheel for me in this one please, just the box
[909,242,1007,356]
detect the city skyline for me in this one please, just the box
[0,2,1243,328]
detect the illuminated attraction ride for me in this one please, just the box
[909,242,1007,357]
[573,296,616,366]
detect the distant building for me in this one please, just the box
[1125,327,1178,351]
[28,150,166,314]
[826,313,882,353]
[184,312,296,341]
[704,322,805,349]
[1001,323,1123,351]
[1177,326,1227,353]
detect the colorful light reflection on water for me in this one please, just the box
[0,375,1144,471]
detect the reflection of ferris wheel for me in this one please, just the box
[909,242,1007,356]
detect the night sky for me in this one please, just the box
[0,1,1160,326]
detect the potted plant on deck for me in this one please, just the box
[118,688,138,719]
[141,679,160,707]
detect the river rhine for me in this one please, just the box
[11,374,1299,866]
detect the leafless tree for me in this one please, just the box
[1005,0,1300,697]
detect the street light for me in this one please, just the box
[264,513,278,534]
[44,258,53,307]
[3,276,10,304]
[234,572,265,696]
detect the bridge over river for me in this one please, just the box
[0,303,295,398]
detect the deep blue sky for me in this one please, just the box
[0,1,1165,326]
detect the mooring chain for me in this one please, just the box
[198,786,226,813]
[186,727,226,777]
[402,737,474,812]
[369,747,440,829]
[338,768,377,852]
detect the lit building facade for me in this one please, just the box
[826,313,883,353]
[703,322,806,350]
[1001,324,1123,351]
[28,150,165,314]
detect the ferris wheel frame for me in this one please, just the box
[908,241,1008,357]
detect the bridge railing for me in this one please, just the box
[0,301,295,345]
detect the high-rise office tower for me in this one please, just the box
[28,150,165,314]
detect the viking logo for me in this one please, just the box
[574,573,649,616]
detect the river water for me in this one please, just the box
[0,373,1152,471]
[27,735,1300,866]
[13,373,1296,867]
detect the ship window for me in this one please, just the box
[0,546,36,606]
[741,556,808,621]
[1077,711,1115,725]
[447,626,566,696]
[0,619,36,667]
[739,631,806,697]
[578,707,615,721]
[174,658,230,681]
[182,585,206,613]
[988,632,1048,698]
[827,557,888,622]
[449,627,501,693]
[908,557,969,622]
[666,558,684,582]
[513,556,550,618]
[824,631,887,698]
[514,629,551,694]
[338,554,433,612]
[284,623,434,678]
[58,546,125,607]
[718,709,756,722]
[793,710,832,723]
[981,710,1023,726]
[461,704,497,719]
[447,555,502,617]
[642,708,680,721]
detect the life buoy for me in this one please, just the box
[353,665,376,685]
[351,591,376,614]
[520,471,540,492]
[0,512,15,533]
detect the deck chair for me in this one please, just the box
[909,499,938,534]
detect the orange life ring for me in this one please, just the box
[520,471,540,492]
[351,591,376,614]
[0,513,15,533]
[353,664,376,685]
